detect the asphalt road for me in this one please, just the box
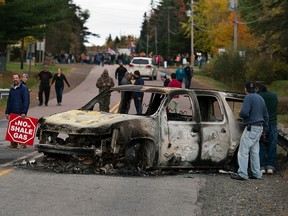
[0,65,205,216]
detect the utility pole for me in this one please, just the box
[186,0,194,66]
[191,0,194,66]
[233,0,238,51]
[167,8,170,57]
[166,6,175,58]
[155,27,158,55]
[146,33,149,55]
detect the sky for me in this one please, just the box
[73,0,154,46]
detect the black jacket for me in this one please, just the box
[51,74,70,88]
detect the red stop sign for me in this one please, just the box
[5,113,38,146]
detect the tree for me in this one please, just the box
[236,0,288,79]
[141,0,190,60]
[0,0,71,54]
[211,13,258,53]
[241,0,288,62]
[136,12,149,55]
[0,0,97,68]
[114,36,120,49]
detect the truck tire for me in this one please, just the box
[124,141,156,169]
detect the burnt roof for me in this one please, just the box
[112,85,245,98]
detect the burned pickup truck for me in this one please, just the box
[36,85,245,169]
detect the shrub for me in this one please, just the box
[272,60,288,80]
[204,50,246,91]
[245,55,274,84]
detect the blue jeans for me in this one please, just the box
[55,86,63,104]
[238,125,263,179]
[134,97,143,114]
[118,76,124,86]
[259,123,278,170]
[184,77,191,89]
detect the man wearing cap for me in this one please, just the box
[160,73,170,87]
[256,81,278,174]
[231,81,269,180]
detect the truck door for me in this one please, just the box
[197,95,231,163]
[160,93,200,167]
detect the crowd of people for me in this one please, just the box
[54,52,132,66]
[53,51,205,69]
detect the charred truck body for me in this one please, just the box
[36,86,245,169]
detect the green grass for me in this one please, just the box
[0,62,71,88]
[0,62,73,115]
[269,80,288,97]
[278,115,288,127]
[194,74,230,91]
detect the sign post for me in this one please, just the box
[5,113,38,146]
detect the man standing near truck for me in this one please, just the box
[231,81,269,180]
[255,81,278,174]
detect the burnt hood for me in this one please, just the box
[38,110,145,134]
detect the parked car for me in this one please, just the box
[129,57,158,80]
[36,85,245,170]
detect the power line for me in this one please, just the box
[192,10,275,33]
[236,13,272,24]
[193,23,231,33]
[238,1,263,9]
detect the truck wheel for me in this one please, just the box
[138,141,156,169]
[124,141,156,169]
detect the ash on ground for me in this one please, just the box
[15,154,208,176]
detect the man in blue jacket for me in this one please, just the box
[231,81,269,180]
[5,73,30,149]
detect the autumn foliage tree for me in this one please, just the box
[212,13,258,53]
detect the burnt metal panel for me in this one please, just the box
[36,144,95,157]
